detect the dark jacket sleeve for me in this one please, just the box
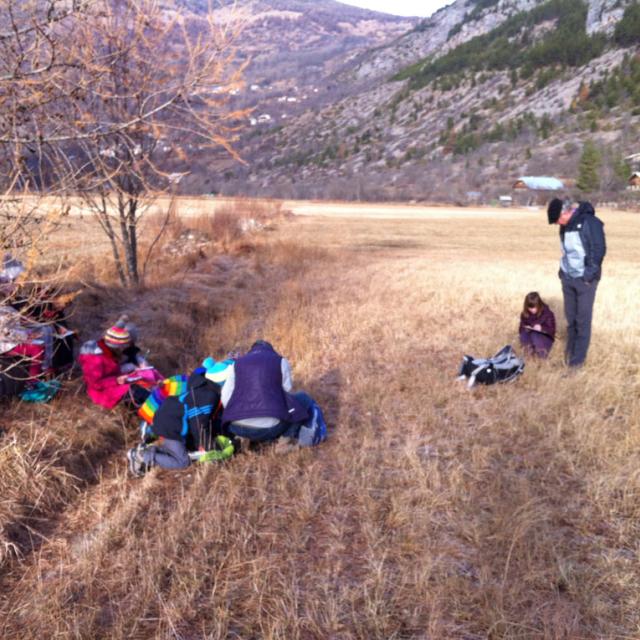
[540,306,556,340]
[518,313,527,337]
[582,216,606,282]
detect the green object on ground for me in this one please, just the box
[193,435,235,463]
[19,380,62,403]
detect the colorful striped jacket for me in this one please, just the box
[149,369,221,449]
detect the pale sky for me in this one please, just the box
[338,0,452,17]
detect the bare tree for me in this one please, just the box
[0,0,86,370]
[0,0,246,383]
[66,0,247,286]
[1,0,246,288]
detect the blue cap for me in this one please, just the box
[202,357,233,385]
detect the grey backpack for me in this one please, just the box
[457,345,525,388]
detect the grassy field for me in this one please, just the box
[1,200,639,638]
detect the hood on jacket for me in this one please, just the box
[576,201,595,217]
[188,368,217,391]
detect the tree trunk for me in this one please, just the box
[117,192,139,286]
[99,194,127,287]
[127,197,139,286]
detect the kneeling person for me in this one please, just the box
[128,365,222,476]
[221,340,311,445]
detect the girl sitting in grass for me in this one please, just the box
[79,315,162,410]
[519,292,556,358]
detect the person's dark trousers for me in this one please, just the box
[143,438,190,470]
[561,275,599,367]
[519,331,553,358]
[228,391,313,443]
[125,383,151,409]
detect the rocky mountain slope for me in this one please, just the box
[183,0,640,203]
[180,1,416,89]
[351,0,629,81]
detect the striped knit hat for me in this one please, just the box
[104,315,131,349]
[202,357,233,385]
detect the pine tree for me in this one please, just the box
[576,140,601,192]
[614,2,640,47]
[613,155,631,188]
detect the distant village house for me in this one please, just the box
[512,176,565,206]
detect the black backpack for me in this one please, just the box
[0,357,30,400]
[457,345,525,388]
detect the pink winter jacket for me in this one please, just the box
[78,339,130,409]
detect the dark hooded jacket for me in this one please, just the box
[151,369,221,449]
[559,202,606,283]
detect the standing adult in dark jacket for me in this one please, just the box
[547,198,606,367]
[127,367,222,476]
[519,291,556,358]
[221,340,311,443]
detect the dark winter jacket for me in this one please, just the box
[151,369,221,449]
[222,342,309,426]
[559,202,606,282]
[518,304,556,341]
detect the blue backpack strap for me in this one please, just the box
[179,392,189,438]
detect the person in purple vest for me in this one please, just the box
[221,340,312,444]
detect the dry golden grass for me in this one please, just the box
[0,201,639,638]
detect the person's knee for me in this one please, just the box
[575,316,592,337]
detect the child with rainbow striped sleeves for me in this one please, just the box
[128,358,233,476]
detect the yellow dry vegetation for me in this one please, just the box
[0,200,639,638]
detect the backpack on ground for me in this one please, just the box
[457,345,524,389]
[19,379,61,403]
[0,358,29,400]
[297,399,328,447]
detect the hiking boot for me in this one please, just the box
[233,436,253,454]
[127,445,146,478]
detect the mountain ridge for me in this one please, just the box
[178,0,640,203]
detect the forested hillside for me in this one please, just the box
[203,0,640,204]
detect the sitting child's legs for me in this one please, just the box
[143,438,190,470]
[530,332,553,358]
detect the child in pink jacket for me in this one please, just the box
[79,315,161,410]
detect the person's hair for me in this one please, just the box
[250,339,273,351]
[522,292,546,318]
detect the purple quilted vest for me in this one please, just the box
[223,344,304,425]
